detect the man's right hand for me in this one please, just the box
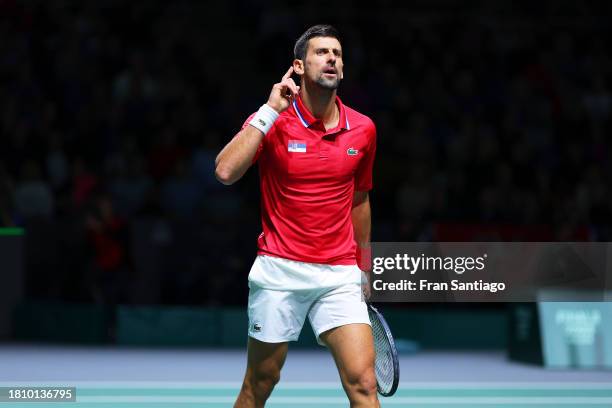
[266,66,300,113]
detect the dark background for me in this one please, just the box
[1,0,611,314]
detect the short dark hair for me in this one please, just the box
[293,24,341,60]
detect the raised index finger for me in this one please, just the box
[282,66,294,80]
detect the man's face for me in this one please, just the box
[298,36,343,90]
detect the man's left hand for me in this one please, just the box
[361,270,371,300]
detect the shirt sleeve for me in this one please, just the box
[235,112,265,164]
[354,120,377,191]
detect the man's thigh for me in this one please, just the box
[319,323,376,385]
[245,336,289,376]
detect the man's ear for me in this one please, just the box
[293,59,304,76]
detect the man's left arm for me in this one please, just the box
[352,190,372,298]
[353,119,376,297]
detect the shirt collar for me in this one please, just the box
[293,94,350,131]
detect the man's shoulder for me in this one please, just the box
[271,108,301,135]
[343,103,376,135]
[277,107,296,121]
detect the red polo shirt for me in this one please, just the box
[240,95,376,265]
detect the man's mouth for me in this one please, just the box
[322,67,337,76]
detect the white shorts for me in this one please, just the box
[247,255,370,344]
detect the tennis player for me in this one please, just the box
[215,24,378,408]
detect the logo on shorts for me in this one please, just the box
[252,323,262,332]
[347,147,359,156]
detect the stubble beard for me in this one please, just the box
[315,74,341,90]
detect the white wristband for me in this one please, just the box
[248,104,279,135]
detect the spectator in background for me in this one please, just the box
[85,192,131,305]
[13,160,54,220]
[71,157,98,209]
[160,158,202,220]
[147,126,186,181]
[109,154,154,218]
[45,132,69,192]
[192,132,222,192]
[583,75,611,121]
[0,163,18,227]
[113,52,158,102]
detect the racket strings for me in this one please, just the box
[369,309,395,395]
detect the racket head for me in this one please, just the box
[367,303,400,397]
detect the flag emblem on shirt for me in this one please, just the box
[347,147,359,156]
[288,140,307,153]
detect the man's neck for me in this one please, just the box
[300,83,338,130]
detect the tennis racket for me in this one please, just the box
[367,303,400,397]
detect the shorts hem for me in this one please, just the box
[313,319,372,342]
[248,333,299,343]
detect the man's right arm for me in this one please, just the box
[215,66,300,186]
[214,125,264,185]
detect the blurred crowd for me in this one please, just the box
[1,0,611,305]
